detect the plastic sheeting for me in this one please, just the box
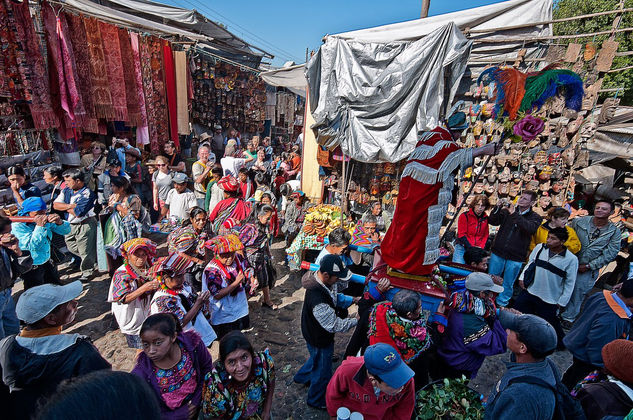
[306,22,471,163]
[260,64,307,97]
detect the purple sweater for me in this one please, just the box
[437,311,507,378]
[132,330,213,420]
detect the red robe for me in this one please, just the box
[381,126,472,275]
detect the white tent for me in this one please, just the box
[259,64,307,97]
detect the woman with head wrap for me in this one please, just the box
[208,176,251,234]
[167,207,213,291]
[12,197,70,289]
[150,253,217,347]
[202,234,256,339]
[239,204,277,310]
[107,238,159,348]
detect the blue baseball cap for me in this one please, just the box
[363,343,414,389]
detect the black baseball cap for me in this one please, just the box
[318,254,351,281]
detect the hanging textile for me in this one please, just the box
[0,0,31,102]
[118,28,141,126]
[129,32,149,145]
[99,22,128,122]
[173,50,189,137]
[83,17,114,119]
[66,13,98,133]
[42,6,87,127]
[139,35,169,154]
[162,40,179,146]
[12,0,58,129]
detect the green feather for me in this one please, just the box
[519,69,579,113]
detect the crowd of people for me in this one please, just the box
[0,123,630,420]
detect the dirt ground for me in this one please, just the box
[31,239,572,419]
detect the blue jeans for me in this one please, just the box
[293,342,334,407]
[0,288,19,339]
[488,253,524,307]
[452,244,466,264]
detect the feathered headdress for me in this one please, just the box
[477,65,583,120]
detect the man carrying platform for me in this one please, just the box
[381,110,498,276]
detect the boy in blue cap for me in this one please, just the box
[326,343,416,420]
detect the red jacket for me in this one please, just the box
[326,357,415,420]
[457,208,489,249]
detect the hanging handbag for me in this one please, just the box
[522,245,545,289]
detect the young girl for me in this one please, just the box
[108,238,159,348]
[132,313,214,419]
[202,234,257,339]
[239,204,277,310]
[150,253,217,347]
[200,331,275,420]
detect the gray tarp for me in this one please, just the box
[260,64,307,97]
[306,22,471,163]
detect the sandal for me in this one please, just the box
[262,301,279,310]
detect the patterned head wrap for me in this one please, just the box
[217,175,239,192]
[167,226,197,254]
[149,253,194,278]
[121,238,157,262]
[204,234,243,255]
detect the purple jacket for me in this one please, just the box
[437,311,507,378]
[132,330,213,420]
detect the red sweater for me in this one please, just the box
[326,357,415,420]
[457,208,489,248]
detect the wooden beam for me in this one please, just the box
[470,27,633,43]
[466,7,633,34]
[421,0,431,18]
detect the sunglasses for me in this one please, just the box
[157,164,167,167]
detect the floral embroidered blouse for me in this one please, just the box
[200,349,274,419]
[154,341,198,410]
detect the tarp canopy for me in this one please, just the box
[260,64,307,97]
[60,0,272,68]
[334,0,552,76]
[306,22,471,163]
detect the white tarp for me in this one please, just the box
[60,0,208,40]
[260,64,307,97]
[306,22,471,163]
[335,0,552,76]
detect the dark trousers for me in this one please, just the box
[294,342,334,407]
[409,352,430,390]
[213,315,250,340]
[21,260,60,290]
[427,349,472,382]
[562,357,599,391]
[513,290,566,350]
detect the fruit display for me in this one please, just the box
[302,204,355,237]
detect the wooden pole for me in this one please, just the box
[421,0,431,18]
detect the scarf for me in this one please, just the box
[368,302,431,363]
[129,32,149,145]
[65,13,98,133]
[118,28,141,126]
[12,0,57,129]
[0,0,31,101]
[448,290,496,318]
[20,325,63,338]
[83,17,113,119]
[140,35,169,155]
[212,199,241,233]
[99,21,127,122]
[41,6,86,126]
[351,222,375,247]
[162,40,179,146]
[173,50,189,136]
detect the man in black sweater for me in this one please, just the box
[488,190,542,306]
[294,254,357,409]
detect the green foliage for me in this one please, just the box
[553,0,633,105]
[415,377,484,420]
